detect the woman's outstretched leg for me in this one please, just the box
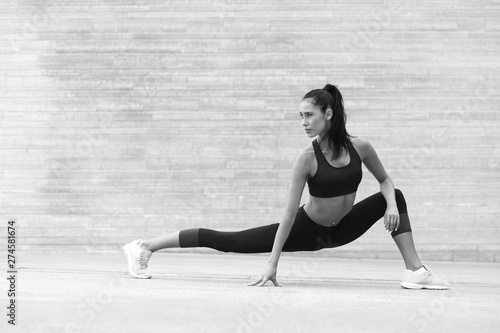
[124,224,279,279]
[141,231,181,252]
[139,224,281,254]
[124,226,280,279]
[124,206,326,278]
[167,208,328,254]
[124,225,280,279]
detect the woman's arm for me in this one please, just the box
[268,152,309,265]
[356,138,400,232]
[248,151,310,287]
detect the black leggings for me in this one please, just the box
[178,189,412,253]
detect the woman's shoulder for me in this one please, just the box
[351,136,369,148]
[297,142,316,164]
[292,142,316,174]
[350,136,373,161]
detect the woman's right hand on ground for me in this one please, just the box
[247,263,283,287]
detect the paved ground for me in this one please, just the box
[2,251,500,333]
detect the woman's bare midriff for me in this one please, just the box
[303,192,357,227]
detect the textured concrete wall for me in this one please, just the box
[1,0,499,261]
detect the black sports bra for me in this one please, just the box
[306,139,363,198]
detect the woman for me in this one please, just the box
[123,84,450,290]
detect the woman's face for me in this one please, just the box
[299,99,331,138]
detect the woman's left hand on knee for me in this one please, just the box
[384,206,400,233]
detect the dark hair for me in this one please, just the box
[302,84,353,160]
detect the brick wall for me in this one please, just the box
[1,0,499,261]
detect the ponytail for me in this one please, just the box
[302,84,353,160]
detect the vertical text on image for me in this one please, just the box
[7,220,17,325]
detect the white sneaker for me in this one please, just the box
[123,239,152,279]
[401,265,450,290]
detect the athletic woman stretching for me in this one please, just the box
[124,84,450,290]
